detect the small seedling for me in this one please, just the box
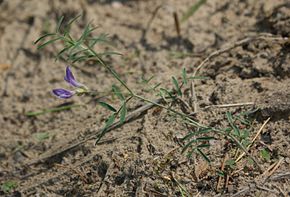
[33,132,50,141]
[1,181,17,193]
[260,148,270,162]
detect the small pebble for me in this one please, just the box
[112,1,123,9]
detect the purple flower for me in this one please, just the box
[52,66,89,99]
[52,89,75,99]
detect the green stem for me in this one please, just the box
[133,94,206,128]
[84,44,134,95]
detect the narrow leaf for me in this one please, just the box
[172,76,182,96]
[104,114,116,129]
[182,136,214,153]
[26,104,82,116]
[119,103,127,124]
[56,16,64,33]
[95,113,116,144]
[160,88,175,100]
[226,111,240,136]
[196,136,215,141]
[66,14,82,27]
[34,33,56,44]
[152,83,162,91]
[33,132,50,141]
[37,37,62,50]
[98,101,117,112]
[181,0,207,23]
[112,85,125,101]
[196,148,211,163]
[97,51,122,57]
[260,148,270,162]
[182,68,187,85]
[182,128,212,141]
[196,144,210,148]
[55,45,73,60]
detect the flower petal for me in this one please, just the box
[52,88,74,99]
[64,66,82,87]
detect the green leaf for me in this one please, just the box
[217,170,225,177]
[235,114,251,126]
[226,111,240,136]
[141,75,154,84]
[226,159,236,169]
[260,148,270,162]
[159,88,175,100]
[88,34,114,47]
[119,103,127,124]
[98,101,117,112]
[172,76,182,96]
[104,114,116,131]
[37,37,62,50]
[182,136,214,153]
[182,68,187,85]
[240,130,250,141]
[97,51,122,57]
[26,104,82,117]
[182,128,212,141]
[66,14,82,27]
[1,181,17,193]
[196,144,210,148]
[55,45,73,60]
[241,138,251,147]
[33,132,50,141]
[112,85,125,101]
[196,136,215,141]
[56,16,64,33]
[71,55,90,63]
[151,83,162,91]
[34,33,56,44]
[81,24,98,40]
[196,148,211,163]
[181,0,207,23]
[95,113,116,144]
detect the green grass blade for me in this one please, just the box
[196,136,215,141]
[55,45,73,60]
[181,0,207,23]
[196,148,211,163]
[182,68,187,85]
[160,88,175,100]
[196,144,210,148]
[66,14,82,27]
[56,16,64,33]
[26,104,82,117]
[34,33,56,44]
[182,128,212,141]
[182,136,214,153]
[226,111,240,136]
[37,37,62,50]
[172,76,182,96]
[97,51,122,57]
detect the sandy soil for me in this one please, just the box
[0,0,290,196]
